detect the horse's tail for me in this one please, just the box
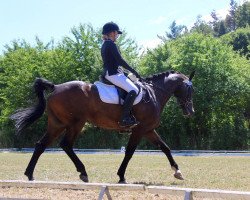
[10,78,55,135]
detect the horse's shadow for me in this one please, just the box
[132,181,184,186]
[169,181,184,186]
[132,181,165,186]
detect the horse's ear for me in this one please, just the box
[189,71,195,81]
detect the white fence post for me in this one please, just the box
[184,190,193,200]
[98,186,112,200]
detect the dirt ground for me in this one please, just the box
[0,187,236,200]
[0,187,184,200]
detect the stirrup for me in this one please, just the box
[119,116,139,128]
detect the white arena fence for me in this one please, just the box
[0,180,250,200]
[1,148,250,156]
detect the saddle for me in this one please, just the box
[94,74,149,105]
[100,75,129,102]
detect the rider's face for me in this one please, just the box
[110,31,119,42]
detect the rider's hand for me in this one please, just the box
[135,72,144,82]
[132,70,141,79]
[129,68,144,81]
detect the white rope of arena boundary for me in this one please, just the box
[0,180,250,200]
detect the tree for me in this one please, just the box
[139,43,171,76]
[159,20,187,41]
[57,24,102,82]
[190,15,213,35]
[139,33,250,150]
[225,0,238,31]
[210,10,228,37]
[210,10,220,36]
[221,26,250,59]
[210,9,219,26]
[235,1,250,28]
[217,21,227,36]
[172,34,249,149]
[0,23,140,148]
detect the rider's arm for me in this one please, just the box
[110,42,138,75]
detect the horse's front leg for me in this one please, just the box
[117,131,142,183]
[145,130,184,180]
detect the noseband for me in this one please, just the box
[178,80,193,107]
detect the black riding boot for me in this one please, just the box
[119,90,139,127]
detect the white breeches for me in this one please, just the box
[105,72,139,94]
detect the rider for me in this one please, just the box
[101,22,140,127]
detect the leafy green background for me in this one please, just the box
[0,1,249,150]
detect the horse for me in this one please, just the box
[11,70,195,183]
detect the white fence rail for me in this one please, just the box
[0,180,250,200]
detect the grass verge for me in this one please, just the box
[0,152,249,191]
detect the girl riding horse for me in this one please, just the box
[11,70,195,183]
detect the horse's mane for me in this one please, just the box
[145,70,186,82]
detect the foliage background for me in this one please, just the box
[0,1,249,150]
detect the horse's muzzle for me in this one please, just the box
[183,103,195,117]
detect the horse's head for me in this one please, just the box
[173,71,195,117]
[144,70,195,117]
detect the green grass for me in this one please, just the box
[0,152,249,191]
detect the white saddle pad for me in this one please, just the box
[94,81,142,105]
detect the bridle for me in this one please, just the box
[139,73,195,107]
[177,79,193,107]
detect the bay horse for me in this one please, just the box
[11,70,195,183]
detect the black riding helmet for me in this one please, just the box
[102,22,122,35]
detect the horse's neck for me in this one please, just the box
[151,77,179,111]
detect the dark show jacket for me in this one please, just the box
[101,39,135,76]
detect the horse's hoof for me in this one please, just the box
[27,177,34,181]
[174,170,184,180]
[24,172,34,181]
[118,180,127,184]
[80,174,89,182]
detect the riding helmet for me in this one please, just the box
[102,22,122,35]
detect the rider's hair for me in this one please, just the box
[102,32,113,40]
[102,34,109,40]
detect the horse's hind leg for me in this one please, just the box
[24,127,64,181]
[60,121,88,182]
[145,130,184,180]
